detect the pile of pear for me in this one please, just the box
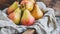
[6,0,43,26]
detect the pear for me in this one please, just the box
[7,1,19,15]
[8,8,21,25]
[22,0,36,3]
[27,0,36,3]
[20,0,34,11]
[26,1,34,11]
[31,4,43,20]
[21,9,35,26]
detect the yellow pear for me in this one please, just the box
[27,0,36,3]
[23,0,36,3]
[7,1,19,15]
[8,8,21,25]
[20,0,34,11]
[31,4,43,20]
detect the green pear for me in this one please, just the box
[7,1,19,15]
[8,8,21,25]
[21,9,35,26]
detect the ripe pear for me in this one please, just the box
[21,9,35,26]
[20,0,34,11]
[8,8,21,25]
[23,0,36,3]
[26,1,34,11]
[7,1,19,15]
[28,0,36,3]
[31,4,43,20]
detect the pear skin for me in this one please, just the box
[22,0,35,3]
[27,0,36,3]
[7,1,19,15]
[8,8,21,25]
[31,4,43,20]
[26,1,34,11]
[21,9,35,26]
[20,0,34,11]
